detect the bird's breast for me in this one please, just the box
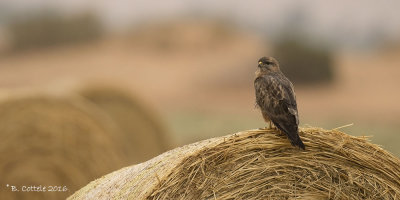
[255,68,262,78]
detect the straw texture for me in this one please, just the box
[69,127,400,199]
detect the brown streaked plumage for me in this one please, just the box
[254,56,305,150]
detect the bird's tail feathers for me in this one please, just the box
[272,122,305,150]
[289,134,305,150]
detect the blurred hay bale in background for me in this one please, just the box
[78,85,171,162]
[69,128,400,200]
[0,95,123,200]
[0,86,171,199]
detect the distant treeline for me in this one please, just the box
[7,11,102,52]
[273,37,335,84]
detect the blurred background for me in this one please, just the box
[1,0,400,199]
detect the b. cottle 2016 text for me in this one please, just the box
[6,185,68,192]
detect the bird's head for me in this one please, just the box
[257,56,280,73]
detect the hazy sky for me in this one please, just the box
[1,0,400,48]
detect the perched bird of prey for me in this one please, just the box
[254,56,305,150]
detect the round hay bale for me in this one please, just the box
[68,128,400,200]
[78,86,170,163]
[0,95,125,200]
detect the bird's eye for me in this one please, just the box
[265,61,273,65]
[258,61,263,65]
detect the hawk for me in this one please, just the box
[254,56,305,150]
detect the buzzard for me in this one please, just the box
[254,56,305,150]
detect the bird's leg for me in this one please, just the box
[269,121,277,130]
[262,122,269,130]
[263,120,271,130]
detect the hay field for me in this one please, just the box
[69,128,400,200]
[0,21,399,156]
[1,20,400,199]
